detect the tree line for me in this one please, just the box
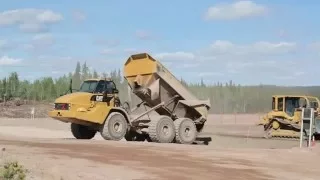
[1,62,320,114]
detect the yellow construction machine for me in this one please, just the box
[258,95,320,139]
[48,77,126,140]
[48,53,211,144]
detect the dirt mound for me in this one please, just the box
[0,100,52,118]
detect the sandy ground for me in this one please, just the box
[0,114,319,180]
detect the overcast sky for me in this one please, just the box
[0,0,319,86]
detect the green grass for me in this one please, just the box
[0,161,28,180]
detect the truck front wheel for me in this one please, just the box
[71,123,97,139]
[100,112,128,141]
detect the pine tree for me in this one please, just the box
[72,62,81,90]
[81,62,89,81]
[93,70,99,78]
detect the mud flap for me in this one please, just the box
[314,118,320,134]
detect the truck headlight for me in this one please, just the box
[54,103,70,110]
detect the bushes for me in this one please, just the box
[0,161,28,180]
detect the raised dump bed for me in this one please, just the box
[123,53,211,144]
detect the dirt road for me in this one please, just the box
[0,115,319,180]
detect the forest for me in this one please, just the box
[1,61,320,114]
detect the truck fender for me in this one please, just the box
[107,107,132,126]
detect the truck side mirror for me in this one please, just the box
[113,89,119,94]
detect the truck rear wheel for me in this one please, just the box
[148,115,175,143]
[100,112,128,141]
[71,123,97,139]
[174,118,197,144]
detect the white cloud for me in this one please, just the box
[60,56,72,61]
[32,33,54,47]
[181,63,199,68]
[274,70,304,80]
[164,62,199,69]
[22,44,34,50]
[152,40,297,75]
[100,48,116,55]
[72,10,86,22]
[276,76,294,80]
[162,61,173,67]
[210,40,234,53]
[0,40,6,47]
[51,71,62,74]
[149,40,302,84]
[0,56,22,65]
[23,33,55,50]
[154,52,195,61]
[33,33,52,40]
[36,10,62,23]
[225,61,254,74]
[252,41,297,54]
[94,38,120,47]
[294,71,305,76]
[198,72,223,77]
[226,61,253,69]
[123,48,152,56]
[19,23,48,33]
[124,48,139,54]
[278,29,287,38]
[308,42,320,53]
[0,40,10,50]
[135,30,152,40]
[0,9,63,32]
[204,1,267,20]
[210,40,297,55]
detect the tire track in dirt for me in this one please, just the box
[0,139,273,180]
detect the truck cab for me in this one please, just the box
[49,78,121,125]
[48,77,132,141]
[271,95,319,117]
[78,79,118,94]
[265,95,319,123]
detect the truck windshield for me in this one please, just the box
[310,101,318,109]
[79,81,98,93]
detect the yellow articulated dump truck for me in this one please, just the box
[48,53,211,144]
[258,95,320,139]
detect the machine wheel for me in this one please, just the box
[174,118,197,144]
[148,115,175,143]
[71,123,97,139]
[125,130,146,141]
[100,112,128,141]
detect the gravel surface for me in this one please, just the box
[0,114,319,180]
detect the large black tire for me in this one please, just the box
[100,112,128,141]
[174,118,197,144]
[71,123,97,139]
[148,115,175,143]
